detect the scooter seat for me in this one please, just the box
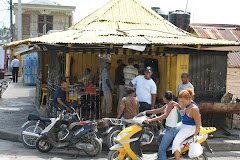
[27,114,51,122]
[39,117,52,122]
[73,121,90,125]
[68,121,90,130]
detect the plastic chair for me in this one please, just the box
[69,96,79,103]
[41,88,47,106]
[41,84,47,88]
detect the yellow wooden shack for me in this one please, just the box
[4,0,240,118]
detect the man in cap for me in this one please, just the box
[130,66,157,112]
[102,62,114,116]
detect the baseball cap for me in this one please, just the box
[104,62,111,67]
[145,66,152,72]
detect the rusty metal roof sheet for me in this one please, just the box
[228,52,240,67]
[189,24,240,42]
[188,24,240,66]
[4,0,240,49]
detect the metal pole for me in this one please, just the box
[10,0,13,42]
[17,0,22,40]
[181,0,189,30]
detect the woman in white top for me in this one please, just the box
[144,91,178,160]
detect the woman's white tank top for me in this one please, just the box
[165,104,178,128]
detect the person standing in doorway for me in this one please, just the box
[11,56,20,83]
[130,66,157,112]
[102,62,114,117]
[6,55,9,71]
[115,59,126,113]
[177,72,194,99]
[176,72,194,122]
[123,58,138,96]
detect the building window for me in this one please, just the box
[69,16,72,27]
[22,14,30,35]
[38,15,53,35]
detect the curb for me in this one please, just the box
[0,130,21,143]
[0,129,239,152]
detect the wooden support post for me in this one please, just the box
[166,54,171,90]
[65,44,72,85]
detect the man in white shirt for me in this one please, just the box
[177,72,194,95]
[11,56,20,83]
[130,66,157,112]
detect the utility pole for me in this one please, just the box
[17,0,22,41]
[10,0,13,42]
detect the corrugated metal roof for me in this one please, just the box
[189,24,240,42]
[4,0,240,49]
[228,52,240,67]
[188,24,240,66]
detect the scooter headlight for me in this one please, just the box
[116,132,130,141]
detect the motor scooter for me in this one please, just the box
[35,110,102,156]
[108,114,216,160]
[21,106,81,149]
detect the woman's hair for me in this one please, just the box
[179,88,194,99]
[163,90,174,101]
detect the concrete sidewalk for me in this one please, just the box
[0,77,38,142]
[0,78,239,152]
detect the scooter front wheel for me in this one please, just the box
[21,121,44,149]
[193,152,208,160]
[35,136,53,153]
[84,137,102,157]
[108,150,120,160]
[108,150,130,160]
[107,128,121,148]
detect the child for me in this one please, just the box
[117,87,139,120]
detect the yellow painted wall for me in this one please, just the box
[158,54,189,97]
[175,54,190,95]
[41,49,189,101]
[70,52,100,83]
[42,52,50,84]
[17,54,22,77]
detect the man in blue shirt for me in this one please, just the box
[102,62,114,116]
[54,80,79,114]
[11,56,20,83]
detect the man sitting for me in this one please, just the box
[54,80,79,114]
[117,87,139,122]
[76,78,99,119]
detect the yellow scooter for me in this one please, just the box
[108,114,216,160]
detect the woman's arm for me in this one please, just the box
[145,105,166,115]
[169,101,181,111]
[192,107,201,137]
[147,104,174,122]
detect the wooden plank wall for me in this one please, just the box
[189,53,228,102]
[226,67,240,98]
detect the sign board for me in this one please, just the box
[0,45,5,69]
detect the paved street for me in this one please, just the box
[0,139,240,160]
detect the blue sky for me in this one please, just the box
[0,0,240,28]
